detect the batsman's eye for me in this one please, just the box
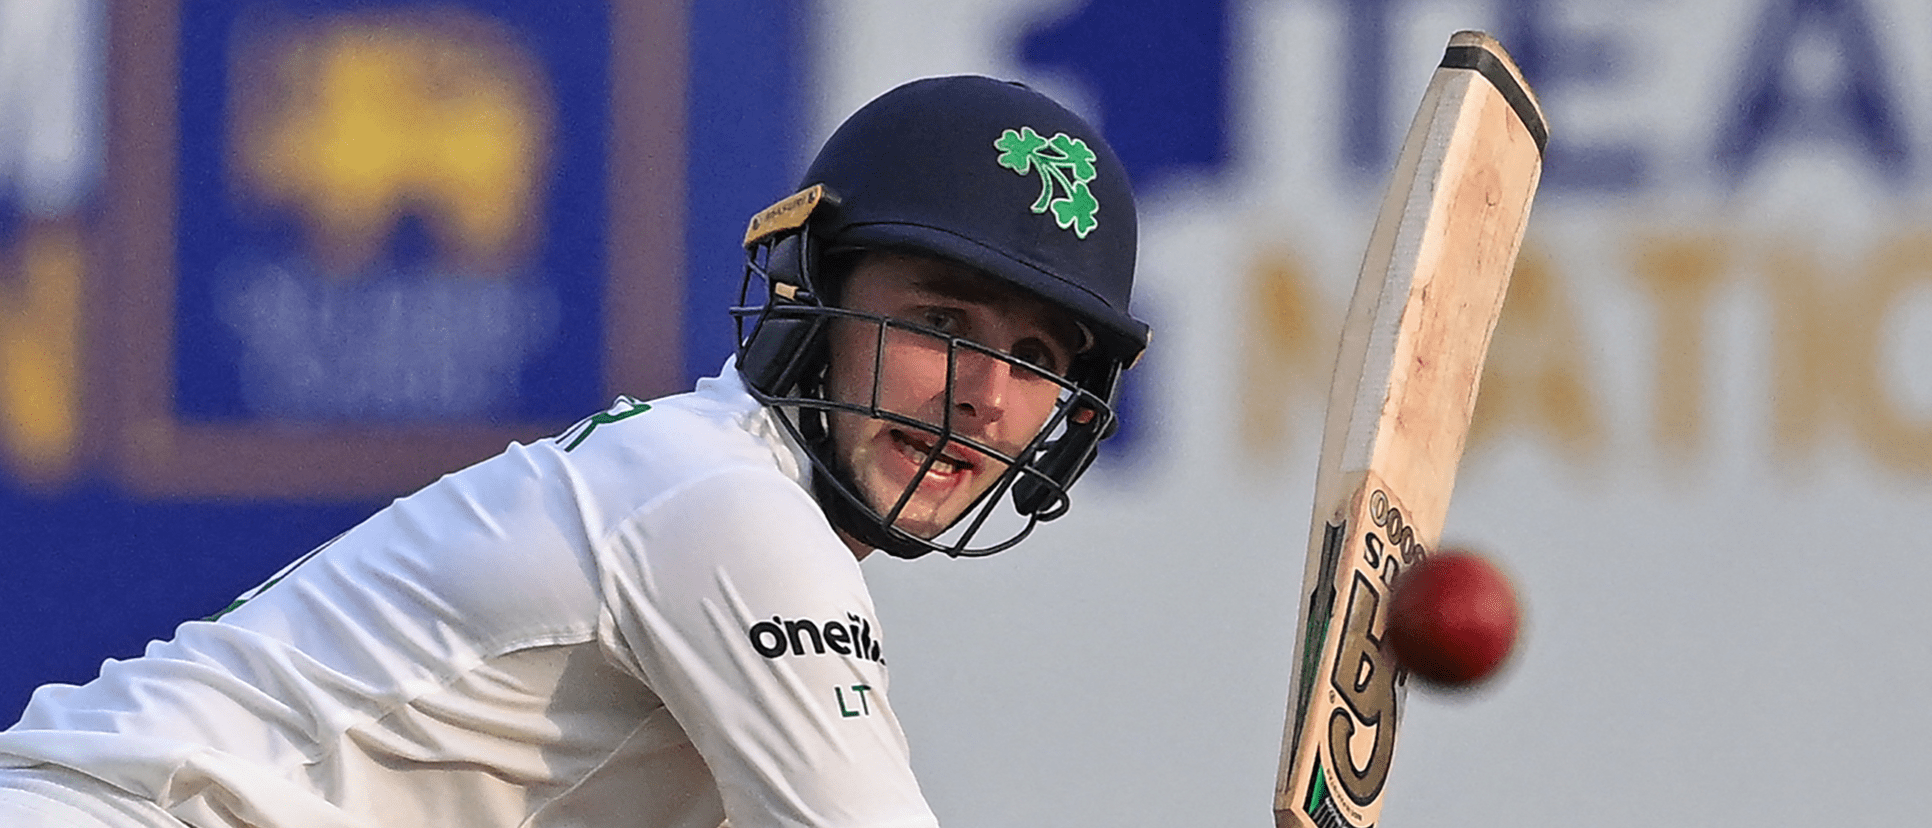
[917,307,965,334]
[1010,339,1063,375]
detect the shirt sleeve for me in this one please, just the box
[592,467,940,828]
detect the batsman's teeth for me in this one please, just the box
[893,430,971,473]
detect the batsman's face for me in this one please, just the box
[826,252,1081,540]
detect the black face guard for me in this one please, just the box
[733,238,1124,559]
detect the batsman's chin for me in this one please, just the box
[864,465,1010,541]
[859,473,976,540]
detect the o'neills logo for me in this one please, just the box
[748,613,885,664]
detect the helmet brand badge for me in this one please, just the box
[994,127,1100,239]
[744,184,827,247]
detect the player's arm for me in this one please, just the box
[596,468,938,828]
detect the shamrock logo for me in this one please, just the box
[994,126,1100,238]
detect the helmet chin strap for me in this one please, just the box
[810,469,935,560]
[807,420,966,560]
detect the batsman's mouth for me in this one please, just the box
[890,429,979,477]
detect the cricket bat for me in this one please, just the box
[1274,30,1547,828]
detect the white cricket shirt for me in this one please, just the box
[0,366,940,828]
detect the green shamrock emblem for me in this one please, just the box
[994,127,1100,238]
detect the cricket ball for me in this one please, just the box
[1385,549,1520,689]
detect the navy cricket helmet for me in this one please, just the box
[734,75,1150,558]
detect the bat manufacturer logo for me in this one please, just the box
[1361,488,1427,583]
[993,126,1101,238]
[1326,568,1396,809]
[1300,759,1350,828]
[1318,486,1431,822]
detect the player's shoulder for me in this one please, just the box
[555,370,793,470]
[537,366,811,514]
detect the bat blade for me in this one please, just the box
[1275,30,1546,828]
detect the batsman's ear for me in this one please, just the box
[738,186,840,398]
[740,235,827,396]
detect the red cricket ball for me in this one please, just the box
[1385,549,1521,688]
